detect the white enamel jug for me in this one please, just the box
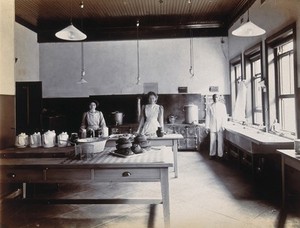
[57,132,69,147]
[15,133,29,148]
[29,132,41,148]
[42,130,56,148]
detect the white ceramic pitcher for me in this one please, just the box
[42,130,56,148]
[29,132,41,148]
[15,133,28,148]
[57,132,69,147]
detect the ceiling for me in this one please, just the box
[15,0,256,42]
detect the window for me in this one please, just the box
[245,43,264,126]
[230,55,242,105]
[251,57,263,125]
[233,62,242,96]
[275,40,295,133]
[230,55,243,119]
[266,23,297,135]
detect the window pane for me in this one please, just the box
[254,112,263,125]
[279,53,294,94]
[251,58,263,125]
[279,98,296,132]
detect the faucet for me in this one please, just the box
[258,124,265,130]
[270,119,280,133]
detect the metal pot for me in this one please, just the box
[112,111,124,125]
[183,104,198,124]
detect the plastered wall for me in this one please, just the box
[40,37,229,97]
[15,23,39,81]
[0,1,14,95]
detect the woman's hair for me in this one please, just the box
[89,100,99,107]
[147,91,158,99]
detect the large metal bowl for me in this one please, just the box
[77,138,107,153]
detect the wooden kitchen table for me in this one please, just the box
[106,133,183,178]
[0,147,173,227]
[277,149,300,209]
[0,146,75,158]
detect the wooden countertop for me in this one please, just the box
[0,146,75,158]
[277,149,300,160]
[0,147,173,168]
[108,133,183,140]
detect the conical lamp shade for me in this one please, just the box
[232,21,266,37]
[55,24,87,41]
[77,77,88,84]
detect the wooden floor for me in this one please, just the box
[1,150,300,228]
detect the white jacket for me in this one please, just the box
[205,102,227,132]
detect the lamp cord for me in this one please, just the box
[81,1,85,77]
[81,42,84,75]
[189,30,195,77]
[136,20,140,85]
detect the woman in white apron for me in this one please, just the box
[137,92,164,136]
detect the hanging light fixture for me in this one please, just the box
[232,6,265,37]
[77,1,87,84]
[77,42,87,84]
[55,1,87,41]
[187,1,194,77]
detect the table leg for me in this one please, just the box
[281,155,285,209]
[22,183,27,199]
[172,139,178,178]
[161,168,170,228]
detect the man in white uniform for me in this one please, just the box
[205,94,228,159]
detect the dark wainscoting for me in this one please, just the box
[0,95,16,149]
[42,97,90,134]
[43,94,231,134]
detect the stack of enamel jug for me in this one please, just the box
[15,130,71,148]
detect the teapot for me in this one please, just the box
[15,133,29,148]
[57,132,69,147]
[29,132,41,148]
[42,130,56,148]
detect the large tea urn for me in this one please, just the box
[183,104,198,124]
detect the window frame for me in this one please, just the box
[230,54,243,99]
[265,22,298,135]
[244,43,265,126]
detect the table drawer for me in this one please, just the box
[94,168,161,181]
[46,169,92,181]
[0,169,44,182]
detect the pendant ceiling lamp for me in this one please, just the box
[77,2,87,84]
[55,1,87,41]
[55,24,87,41]
[232,7,265,37]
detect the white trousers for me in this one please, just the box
[209,130,224,157]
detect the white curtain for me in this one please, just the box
[233,81,247,122]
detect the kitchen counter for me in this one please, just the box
[225,122,293,146]
[224,122,294,175]
[277,149,300,208]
